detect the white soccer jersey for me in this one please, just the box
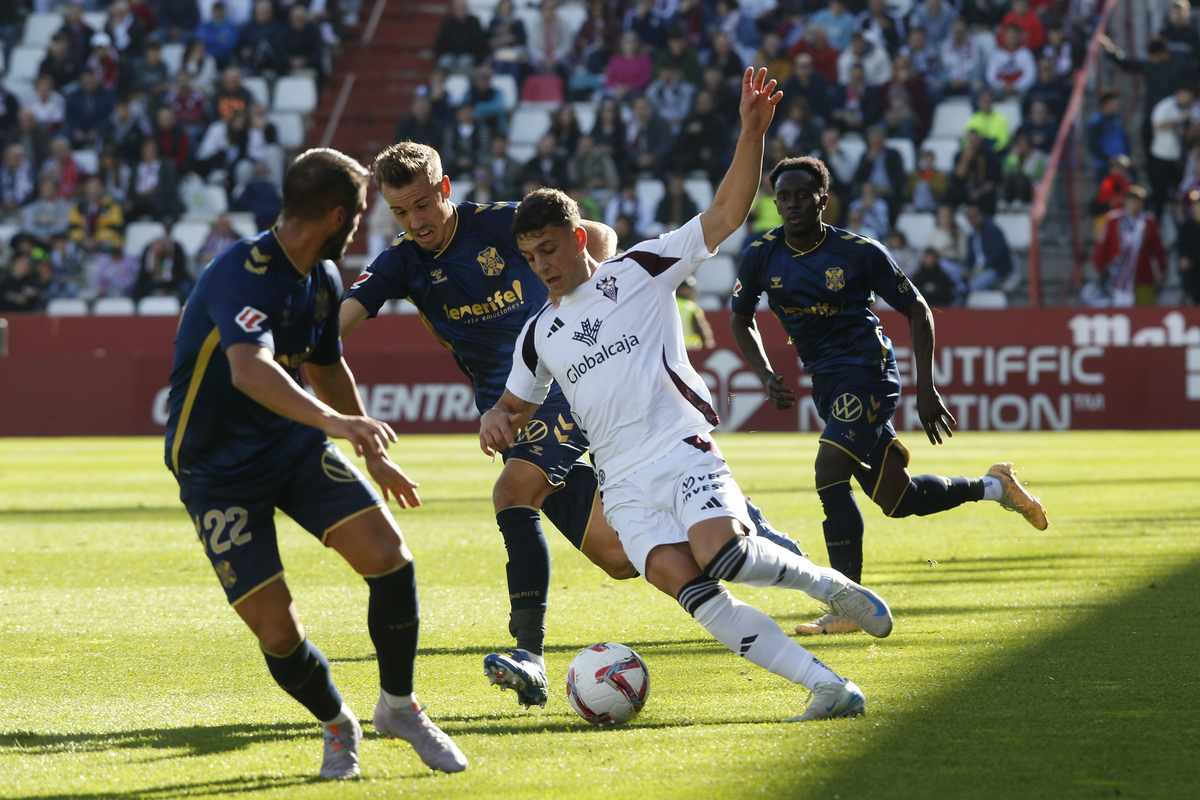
[506,215,719,488]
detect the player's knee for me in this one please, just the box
[599,556,639,581]
[258,625,304,657]
[492,475,545,512]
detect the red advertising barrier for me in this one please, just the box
[0,307,1198,436]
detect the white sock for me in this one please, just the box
[981,475,1003,501]
[689,582,842,691]
[704,535,833,600]
[382,690,420,714]
[320,702,354,729]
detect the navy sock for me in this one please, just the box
[496,506,550,656]
[890,476,984,518]
[818,481,864,584]
[364,561,419,696]
[262,638,343,722]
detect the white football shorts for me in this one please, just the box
[600,435,754,576]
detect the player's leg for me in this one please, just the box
[542,462,637,580]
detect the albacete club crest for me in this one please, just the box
[477,246,505,276]
[826,267,845,291]
[596,275,618,303]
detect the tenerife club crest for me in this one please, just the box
[826,267,845,291]
[572,318,603,347]
[596,275,618,303]
[477,246,505,276]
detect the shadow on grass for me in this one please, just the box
[9,774,327,800]
[766,555,1200,800]
[330,638,722,662]
[0,722,316,757]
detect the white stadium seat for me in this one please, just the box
[137,295,182,315]
[922,136,960,172]
[228,212,260,238]
[448,179,473,203]
[492,73,518,112]
[684,178,713,210]
[8,46,45,83]
[886,137,916,174]
[243,75,271,108]
[966,290,1008,309]
[506,142,536,163]
[717,225,746,256]
[572,101,597,136]
[171,220,212,259]
[124,221,168,257]
[268,111,305,148]
[21,13,61,47]
[694,254,736,296]
[993,212,1032,251]
[839,136,866,170]
[931,97,973,139]
[509,106,552,146]
[45,297,89,316]
[83,11,109,32]
[0,222,19,247]
[445,73,470,105]
[161,42,185,76]
[93,296,136,315]
[971,31,996,60]
[635,178,665,214]
[73,149,98,175]
[273,75,318,113]
[896,212,935,248]
[994,99,1023,134]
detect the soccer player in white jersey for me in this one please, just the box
[479,69,895,720]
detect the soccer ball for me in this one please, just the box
[565,642,650,725]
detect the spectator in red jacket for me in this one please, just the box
[1091,185,1167,306]
[998,0,1045,51]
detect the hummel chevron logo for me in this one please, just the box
[739,635,757,655]
[572,317,602,347]
[548,317,565,336]
[701,497,723,510]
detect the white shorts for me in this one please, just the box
[600,436,753,576]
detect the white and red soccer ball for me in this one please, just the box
[565,642,650,725]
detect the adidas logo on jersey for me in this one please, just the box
[701,497,723,510]
[564,333,641,385]
[548,317,565,336]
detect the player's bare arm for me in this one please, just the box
[479,389,540,456]
[731,312,798,409]
[226,342,397,457]
[306,357,422,507]
[897,294,956,445]
[339,297,370,339]
[698,67,782,252]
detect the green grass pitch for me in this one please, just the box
[1,431,1198,799]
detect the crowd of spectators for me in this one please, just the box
[0,0,344,313]
[399,0,1124,308]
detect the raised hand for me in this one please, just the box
[739,67,783,138]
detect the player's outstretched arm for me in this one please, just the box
[227,343,397,457]
[731,311,797,409]
[699,67,782,253]
[339,297,371,339]
[479,389,540,457]
[898,295,956,445]
[306,357,421,507]
[580,220,618,261]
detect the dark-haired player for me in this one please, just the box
[340,142,804,708]
[730,156,1048,636]
[165,148,466,778]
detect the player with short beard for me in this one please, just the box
[165,148,466,778]
[482,69,885,721]
[341,142,807,708]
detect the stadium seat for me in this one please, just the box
[273,75,318,113]
[931,98,973,139]
[896,212,935,248]
[558,1,587,38]
[268,111,305,148]
[8,45,45,84]
[243,75,271,109]
[137,295,182,316]
[840,136,866,170]
[0,48,6,74]
[923,136,960,172]
[506,142,536,163]
[572,101,597,136]
[448,179,473,203]
[21,13,61,47]
[45,297,88,316]
[509,106,552,146]
[993,212,1032,251]
[886,137,916,174]
[0,222,17,247]
[965,290,1008,309]
[171,220,212,259]
[971,31,996,60]
[718,225,746,256]
[684,178,713,210]
[697,293,723,311]
[994,99,1022,134]
[124,221,168,257]
[492,73,518,112]
[228,212,260,238]
[636,178,665,214]
[82,11,109,31]
[73,149,98,175]
[445,73,470,105]
[161,42,185,75]
[695,254,736,296]
[93,296,136,315]
[394,299,420,314]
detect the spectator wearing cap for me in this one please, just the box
[838,31,892,86]
[237,0,286,74]
[59,3,96,64]
[809,0,855,51]
[1091,185,1166,306]
[196,1,241,68]
[997,0,1044,51]
[940,18,983,98]
[909,0,957,48]
[65,69,116,149]
[39,33,82,92]
[435,0,490,73]
[87,32,122,92]
[1086,87,1131,174]
[986,24,1036,99]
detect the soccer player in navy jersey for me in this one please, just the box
[730,157,1049,636]
[339,142,804,707]
[165,148,466,778]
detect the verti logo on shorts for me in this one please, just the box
[477,246,505,276]
[516,419,549,444]
[236,306,267,332]
[321,448,360,482]
[826,267,845,291]
[831,393,863,422]
[682,472,724,503]
[572,318,603,347]
[596,275,618,303]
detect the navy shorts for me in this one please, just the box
[502,393,589,486]
[812,365,911,501]
[178,438,383,605]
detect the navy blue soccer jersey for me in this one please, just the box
[731,224,920,375]
[164,228,343,485]
[346,201,563,413]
